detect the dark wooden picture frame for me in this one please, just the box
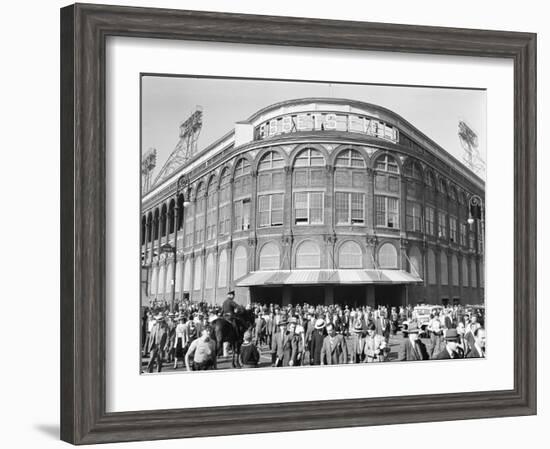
[60,3,536,445]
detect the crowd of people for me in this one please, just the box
[142,291,486,373]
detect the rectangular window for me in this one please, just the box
[233,199,251,231]
[258,194,284,227]
[477,221,483,253]
[425,207,434,235]
[375,195,399,228]
[406,202,422,232]
[438,211,447,239]
[258,172,284,191]
[294,192,324,225]
[469,230,475,250]
[460,223,467,246]
[449,216,457,243]
[335,192,365,225]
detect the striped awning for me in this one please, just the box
[236,269,422,287]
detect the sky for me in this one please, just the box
[141,76,486,180]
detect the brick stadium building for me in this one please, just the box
[141,98,485,308]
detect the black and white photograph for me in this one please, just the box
[140,76,487,373]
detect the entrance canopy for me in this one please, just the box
[236,269,422,287]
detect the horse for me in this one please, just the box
[211,308,255,368]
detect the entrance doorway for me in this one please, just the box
[334,285,366,307]
[374,285,403,308]
[251,286,282,305]
[291,286,325,305]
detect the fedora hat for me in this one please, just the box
[314,318,326,330]
[444,329,460,341]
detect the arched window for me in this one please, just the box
[233,246,248,280]
[146,212,153,243]
[153,208,160,240]
[439,178,448,196]
[451,254,459,286]
[168,199,175,234]
[259,242,280,270]
[378,243,398,269]
[294,148,325,167]
[205,253,215,289]
[206,179,218,240]
[160,204,167,238]
[218,250,228,287]
[374,154,400,229]
[335,149,366,226]
[233,159,251,231]
[427,249,436,285]
[257,151,284,228]
[218,168,231,236]
[338,241,363,269]
[440,251,448,285]
[408,246,423,278]
[194,182,206,243]
[165,262,174,293]
[404,159,422,179]
[462,257,469,287]
[471,260,478,288]
[449,186,458,203]
[293,149,326,226]
[158,265,166,294]
[150,266,158,296]
[335,149,365,168]
[425,170,435,189]
[175,260,183,293]
[141,216,146,245]
[193,256,202,291]
[295,241,321,269]
[177,194,185,230]
[183,259,191,292]
[258,151,285,171]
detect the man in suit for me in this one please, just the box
[147,314,170,373]
[398,322,429,361]
[364,322,387,362]
[434,328,462,359]
[374,310,391,358]
[271,317,297,367]
[309,318,327,366]
[349,321,367,363]
[320,323,348,365]
[465,327,486,358]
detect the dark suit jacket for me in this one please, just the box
[148,323,169,353]
[398,339,429,361]
[374,318,391,339]
[309,329,326,365]
[271,331,297,366]
[320,334,348,365]
[434,347,456,359]
[465,345,484,358]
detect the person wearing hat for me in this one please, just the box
[270,316,297,367]
[434,328,463,359]
[397,322,430,361]
[173,315,187,370]
[320,323,348,365]
[239,330,260,368]
[309,318,327,366]
[146,314,170,373]
[364,322,387,363]
[221,290,241,339]
[349,321,367,363]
